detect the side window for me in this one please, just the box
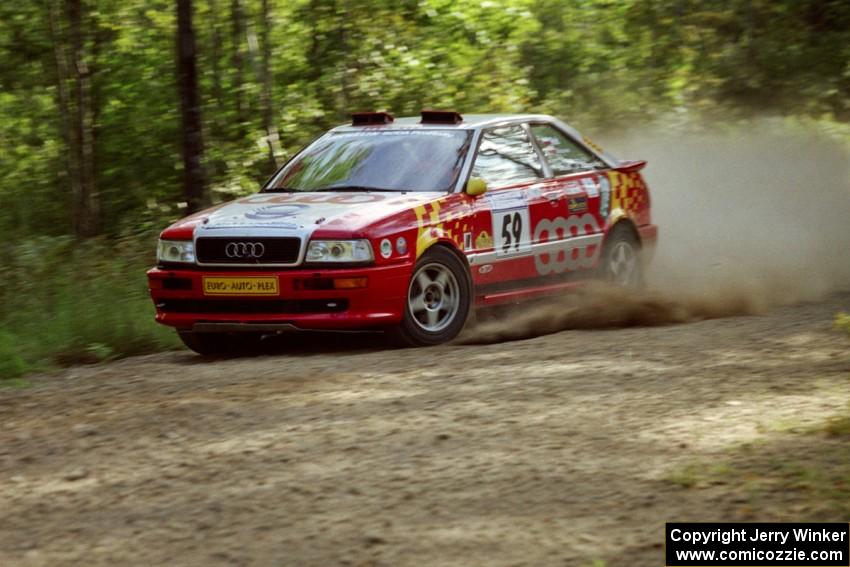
[471,125,543,187]
[530,124,605,175]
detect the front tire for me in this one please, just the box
[392,246,472,347]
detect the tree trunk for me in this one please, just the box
[67,0,100,237]
[208,0,225,134]
[231,0,247,137]
[48,0,78,229]
[259,0,277,173]
[338,0,350,116]
[176,0,207,214]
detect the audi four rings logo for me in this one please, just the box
[225,242,265,259]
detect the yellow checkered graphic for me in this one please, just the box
[608,171,647,214]
[414,199,467,258]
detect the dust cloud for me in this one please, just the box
[462,120,850,344]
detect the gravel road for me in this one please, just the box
[2,291,849,567]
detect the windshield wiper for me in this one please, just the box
[262,186,299,193]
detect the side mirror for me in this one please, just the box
[466,177,487,197]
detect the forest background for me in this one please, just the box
[1,0,849,377]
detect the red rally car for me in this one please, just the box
[148,110,657,354]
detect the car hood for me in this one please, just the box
[181,191,442,240]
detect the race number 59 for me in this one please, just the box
[492,207,531,256]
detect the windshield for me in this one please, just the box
[265,130,471,192]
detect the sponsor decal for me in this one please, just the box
[485,191,527,210]
[564,181,583,195]
[533,213,601,275]
[238,193,386,205]
[475,231,493,250]
[478,264,493,274]
[568,196,588,214]
[333,130,458,139]
[463,232,472,250]
[244,203,309,220]
[202,276,279,296]
[583,137,604,154]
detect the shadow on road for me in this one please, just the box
[170,330,392,364]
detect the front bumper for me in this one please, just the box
[147,262,412,331]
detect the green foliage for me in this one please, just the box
[0,330,29,381]
[0,235,181,377]
[0,0,848,375]
[2,0,849,238]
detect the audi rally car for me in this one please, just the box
[148,110,657,354]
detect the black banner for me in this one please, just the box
[666,523,849,566]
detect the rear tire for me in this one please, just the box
[391,246,472,347]
[599,224,643,289]
[177,330,263,357]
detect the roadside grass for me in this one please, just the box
[824,415,850,437]
[835,312,850,338]
[662,312,850,516]
[666,463,736,489]
[664,410,850,518]
[0,235,181,381]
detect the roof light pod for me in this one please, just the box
[420,109,463,124]
[351,112,394,126]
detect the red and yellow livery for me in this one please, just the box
[148,111,657,353]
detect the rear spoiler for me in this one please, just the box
[614,159,647,173]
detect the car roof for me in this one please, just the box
[331,113,557,132]
[327,112,621,169]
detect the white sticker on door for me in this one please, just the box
[487,192,531,257]
[581,177,599,198]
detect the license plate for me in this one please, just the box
[202,276,279,296]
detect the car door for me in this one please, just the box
[467,123,556,287]
[527,122,610,276]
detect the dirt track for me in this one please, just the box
[2,291,849,567]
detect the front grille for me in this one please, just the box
[195,237,301,265]
[156,299,348,314]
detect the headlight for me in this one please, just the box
[157,239,195,263]
[305,239,373,263]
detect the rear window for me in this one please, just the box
[530,124,605,175]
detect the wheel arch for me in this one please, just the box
[417,238,471,271]
[603,217,642,250]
